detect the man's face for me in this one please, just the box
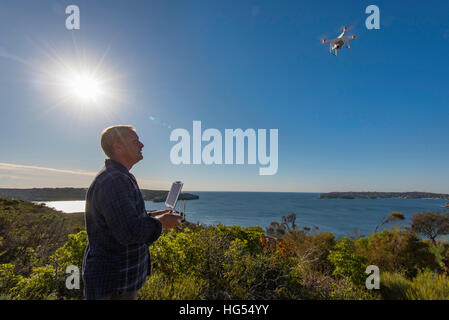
[118,130,144,165]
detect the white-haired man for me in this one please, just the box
[82,125,182,300]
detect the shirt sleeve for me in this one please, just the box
[98,174,162,246]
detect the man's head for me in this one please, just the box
[100,125,144,169]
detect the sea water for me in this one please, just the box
[40,192,448,238]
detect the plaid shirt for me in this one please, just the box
[82,159,162,300]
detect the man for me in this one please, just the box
[82,125,182,300]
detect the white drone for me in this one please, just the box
[321,26,356,56]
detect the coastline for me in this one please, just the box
[0,187,199,202]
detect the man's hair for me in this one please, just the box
[100,125,136,158]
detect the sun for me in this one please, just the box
[64,71,105,104]
[30,42,125,116]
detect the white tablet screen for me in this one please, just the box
[165,181,183,209]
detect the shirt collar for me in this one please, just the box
[105,159,129,174]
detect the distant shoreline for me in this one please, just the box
[319,192,449,200]
[0,187,199,202]
[2,188,449,202]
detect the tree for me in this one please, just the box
[410,211,449,245]
[281,213,297,231]
[266,214,298,239]
[375,211,405,233]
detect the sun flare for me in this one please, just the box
[64,71,104,103]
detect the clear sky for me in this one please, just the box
[0,0,448,193]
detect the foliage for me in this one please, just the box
[429,243,449,274]
[380,272,411,300]
[380,270,449,300]
[410,211,449,245]
[9,266,57,300]
[266,213,299,238]
[284,231,336,274]
[50,231,87,299]
[328,238,368,287]
[328,277,380,300]
[375,211,405,233]
[138,272,206,300]
[266,222,287,238]
[2,197,449,300]
[0,263,22,296]
[0,197,84,274]
[406,270,449,300]
[222,238,291,299]
[354,229,438,278]
[149,223,282,299]
[1,231,87,300]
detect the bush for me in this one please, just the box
[329,277,380,300]
[328,238,368,287]
[0,198,84,275]
[406,270,449,300]
[151,226,219,279]
[223,238,291,299]
[380,272,411,300]
[381,270,449,300]
[0,263,21,296]
[284,231,336,273]
[138,272,206,300]
[286,262,333,299]
[354,229,438,278]
[50,231,87,299]
[151,224,269,299]
[9,266,57,300]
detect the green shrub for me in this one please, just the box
[151,224,285,300]
[328,238,368,287]
[9,266,57,300]
[329,277,380,300]
[284,231,336,273]
[138,272,206,300]
[151,227,213,279]
[222,239,290,300]
[429,243,449,273]
[215,224,265,255]
[382,270,449,300]
[51,231,87,270]
[406,270,449,300]
[0,198,84,275]
[50,231,87,299]
[0,263,21,296]
[380,272,411,300]
[354,229,437,278]
[286,262,331,299]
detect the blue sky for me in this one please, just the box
[0,0,448,192]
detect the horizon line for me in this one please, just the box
[1,186,449,195]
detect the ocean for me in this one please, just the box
[39,192,448,238]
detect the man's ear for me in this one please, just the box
[112,142,123,155]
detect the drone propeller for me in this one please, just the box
[337,24,355,36]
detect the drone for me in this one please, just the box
[321,26,356,56]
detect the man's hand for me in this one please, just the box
[154,212,183,229]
